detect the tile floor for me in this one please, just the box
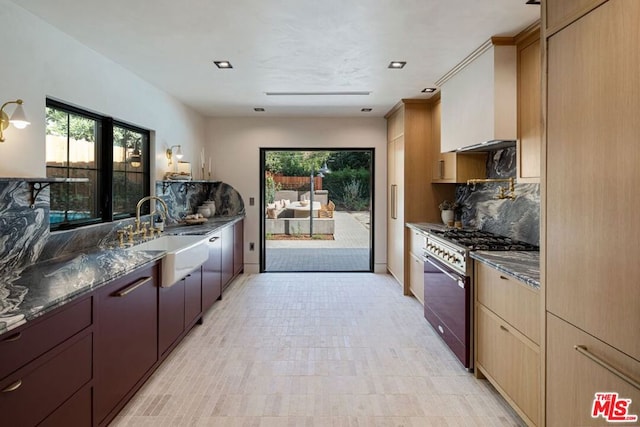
[112,273,525,426]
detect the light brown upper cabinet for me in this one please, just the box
[545,0,607,34]
[516,27,541,183]
[431,99,486,184]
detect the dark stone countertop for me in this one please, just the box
[0,215,244,336]
[470,250,540,289]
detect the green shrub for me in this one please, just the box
[323,167,370,210]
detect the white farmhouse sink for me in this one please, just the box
[129,235,208,287]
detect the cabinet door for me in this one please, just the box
[545,0,606,32]
[546,0,640,359]
[547,313,640,426]
[158,280,185,357]
[221,225,234,291]
[0,334,92,427]
[517,34,541,183]
[233,219,244,276]
[202,233,222,311]
[476,305,540,426]
[94,265,158,423]
[409,252,424,305]
[184,270,202,327]
[387,137,404,284]
[475,262,540,344]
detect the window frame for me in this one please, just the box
[46,99,151,231]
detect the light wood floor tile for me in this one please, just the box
[111,273,525,426]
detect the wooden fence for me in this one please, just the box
[272,175,322,190]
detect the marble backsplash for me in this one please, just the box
[156,181,245,222]
[0,181,49,315]
[455,148,540,246]
[0,179,245,272]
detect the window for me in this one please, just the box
[46,100,150,230]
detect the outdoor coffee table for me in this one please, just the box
[285,201,321,218]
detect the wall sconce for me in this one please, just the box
[166,145,183,166]
[0,99,30,142]
[129,143,142,168]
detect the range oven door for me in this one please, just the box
[423,255,472,370]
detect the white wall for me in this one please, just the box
[0,1,205,179]
[207,117,388,274]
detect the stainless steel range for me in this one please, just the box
[422,229,538,370]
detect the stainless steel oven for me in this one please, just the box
[423,254,472,370]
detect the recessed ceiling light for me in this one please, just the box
[421,88,437,93]
[361,108,373,112]
[213,60,233,69]
[388,61,406,69]
[254,107,265,112]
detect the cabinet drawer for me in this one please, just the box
[547,313,640,426]
[0,333,92,427]
[40,384,92,427]
[476,304,539,426]
[409,229,426,256]
[0,296,92,380]
[475,262,540,344]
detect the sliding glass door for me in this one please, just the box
[260,148,374,272]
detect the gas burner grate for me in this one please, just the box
[435,229,538,251]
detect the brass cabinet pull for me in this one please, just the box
[115,277,152,297]
[500,325,509,332]
[2,332,22,343]
[574,345,640,390]
[2,379,22,393]
[439,159,445,179]
[391,185,398,219]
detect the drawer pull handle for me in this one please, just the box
[2,379,22,393]
[500,325,509,332]
[3,332,22,342]
[115,277,152,297]
[499,275,509,280]
[574,345,640,390]
[209,236,219,242]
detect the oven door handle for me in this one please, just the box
[425,256,466,288]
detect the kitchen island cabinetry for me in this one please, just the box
[516,27,541,183]
[545,1,640,425]
[94,263,159,425]
[0,297,93,427]
[475,261,540,426]
[386,99,454,292]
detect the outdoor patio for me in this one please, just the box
[265,211,370,271]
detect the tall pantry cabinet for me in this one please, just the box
[386,99,453,293]
[544,1,640,425]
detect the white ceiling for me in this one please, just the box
[12,0,540,117]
